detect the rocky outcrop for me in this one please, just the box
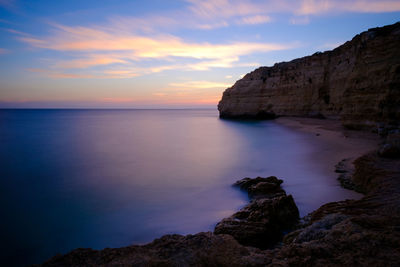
[218,22,400,130]
[214,177,299,248]
[379,132,400,158]
[271,152,400,266]
[38,232,270,267]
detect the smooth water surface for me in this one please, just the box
[0,109,359,266]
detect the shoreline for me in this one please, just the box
[273,117,379,215]
[276,117,380,169]
[37,118,400,266]
[275,116,380,189]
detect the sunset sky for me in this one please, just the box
[0,0,399,108]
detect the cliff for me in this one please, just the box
[218,22,400,130]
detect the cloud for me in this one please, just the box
[187,0,400,24]
[185,0,261,19]
[28,67,143,79]
[152,93,167,97]
[101,69,141,78]
[236,15,272,25]
[0,0,15,9]
[319,41,345,50]
[102,97,135,103]
[195,21,229,29]
[184,0,275,28]
[15,0,398,80]
[0,48,9,54]
[15,22,294,78]
[54,55,128,69]
[297,0,400,15]
[185,56,260,71]
[169,80,233,89]
[27,68,95,79]
[19,24,291,59]
[290,16,310,25]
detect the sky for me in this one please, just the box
[0,0,399,108]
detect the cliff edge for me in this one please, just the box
[218,22,400,130]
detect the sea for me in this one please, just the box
[0,109,360,266]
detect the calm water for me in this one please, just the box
[0,109,359,266]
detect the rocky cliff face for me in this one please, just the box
[218,22,400,130]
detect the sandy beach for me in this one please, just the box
[276,116,380,179]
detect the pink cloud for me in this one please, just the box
[54,55,128,69]
[102,97,135,103]
[236,15,272,25]
[19,24,291,60]
[297,0,400,15]
[27,68,95,79]
[0,48,9,54]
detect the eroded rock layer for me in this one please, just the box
[218,22,400,130]
[214,176,299,248]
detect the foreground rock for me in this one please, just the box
[379,132,400,158]
[218,22,400,131]
[38,232,270,267]
[214,177,299,248]
[271,153,400,266]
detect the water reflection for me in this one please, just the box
[0,109,359,266]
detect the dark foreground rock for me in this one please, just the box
[214,176,299,248]
[379,132,400,158]
[38,232,270,267]
[272,153,400,266]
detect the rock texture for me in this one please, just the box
[272,153,400,266]
[214,176,299,248]
[218,22,400,130]
[38,233,271,267]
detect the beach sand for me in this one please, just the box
[276,117,380,174]
[274,117,381,213]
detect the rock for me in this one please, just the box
[234,176,285,198]
[38,232,271,267]
[378,143,400,158]
[214,195,299,249]
[334,159,348,173]
[292,213,349,243]
[337,173,357,191]
[215,177,299,248]
[218,22,400,130]
[379,132,400,158]
[334,158,361,191]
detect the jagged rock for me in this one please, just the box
[334,159,348,173]
[234,176,285,198]
[334,158,360,191]
[378,143,400,158]
[292,213,349,243]
[337,173,357,191]
[215,177,299,248]
[214,195,299,249]
[38,232,271,267]
[218,22,400,130]
[379,132,400,158]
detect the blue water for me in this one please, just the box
[0,109,359,266]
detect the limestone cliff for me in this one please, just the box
[218,22,400,130]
